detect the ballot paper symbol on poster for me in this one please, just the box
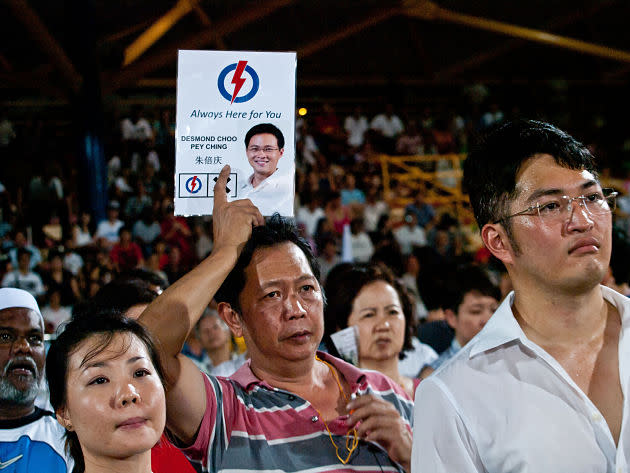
[217,60,260,104]
[178,174,209,198]
[185,176,203,194]
[210,173,237,198]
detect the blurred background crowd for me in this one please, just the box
[2,94,630,358]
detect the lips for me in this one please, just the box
[568,237,600,254]
[282,330,311,341]
[116,417,147,429]
[4,357,37,377]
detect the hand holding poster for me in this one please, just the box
[175,50,296,216]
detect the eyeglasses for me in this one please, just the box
[247,146,279,153]
[495,188,617,224]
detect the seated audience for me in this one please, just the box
[422,266,500,375]
[193,308,247,377]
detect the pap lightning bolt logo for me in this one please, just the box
[217,61,260,104]
[230,60,248,105]
[185,175,202,194]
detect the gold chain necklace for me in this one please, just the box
[314,355,359,464]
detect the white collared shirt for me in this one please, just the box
[412,285,630,473]
[239,171,294,216]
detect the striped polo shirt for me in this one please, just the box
[182,351,414,472]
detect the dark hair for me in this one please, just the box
[120,268,169,291]
[46,309,166,473]
[90,278,159,313]
[442,265,501,313]
[244,123,285,149]
[214,214,321,313]
[323,262,415,360]
[463,120,598,230]
[16,247,32,260]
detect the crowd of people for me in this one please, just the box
[1,103,630,472]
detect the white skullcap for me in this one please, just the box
[0,288,42,316]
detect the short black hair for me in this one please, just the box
[214,214,320,314]
[442,265,501,313]
[89,277,159,313]
[463,119,598,229]
[46,309,165,473]
[323,262,415,359]
[16,247,32,260]
[244,123,285,149]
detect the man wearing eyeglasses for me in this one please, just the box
[411,120,628,473]
[239,123,292,214]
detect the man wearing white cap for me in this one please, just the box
[0,288,72,472]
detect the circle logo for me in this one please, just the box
[217,61,260,104]
[185,176,202,194]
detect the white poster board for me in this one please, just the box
[174,50,296,216]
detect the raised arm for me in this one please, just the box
[139,165,264,443]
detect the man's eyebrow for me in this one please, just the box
[525,180,598,203]
[260,274,316,290]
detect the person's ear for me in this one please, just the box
[56,407,73,431]
[481,223,515,266]
[444,309,458,330]
[278,148,284,158]
[218,302,244,338]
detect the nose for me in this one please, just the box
[284,293,307,320]
[12,336,32,355]
[375,315,391,331]
[116,383,141,408]
[566,199,594,232]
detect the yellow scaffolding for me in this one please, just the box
[378,153,475,224]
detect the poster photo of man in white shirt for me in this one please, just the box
[239,123,294,216]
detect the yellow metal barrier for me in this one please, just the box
[378,153,475,224]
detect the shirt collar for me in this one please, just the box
[469,285,630,359]
[241,170,281,191]
[229,351,367,393]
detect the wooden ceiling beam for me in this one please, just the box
[191,5,226,49]
[123,0,197,66]
[434,1,615,79]
[111,0,294,92]
[405,0,630,64]
[4,0,82,95]
[298,7,400,59]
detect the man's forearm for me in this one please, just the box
[139,245,239,359]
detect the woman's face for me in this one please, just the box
[347,280,406,363]
[58,332,166,462]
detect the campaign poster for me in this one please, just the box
[174,50,296,216]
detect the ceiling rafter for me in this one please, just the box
[110,0,294,93]
[434,0,616,79]
[4,0,82,95]
[297,7,400,59]
[124,0,200,67]
[404,0,630,64]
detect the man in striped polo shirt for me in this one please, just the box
[140,166,413,473]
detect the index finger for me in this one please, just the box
[213,165,231,203]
